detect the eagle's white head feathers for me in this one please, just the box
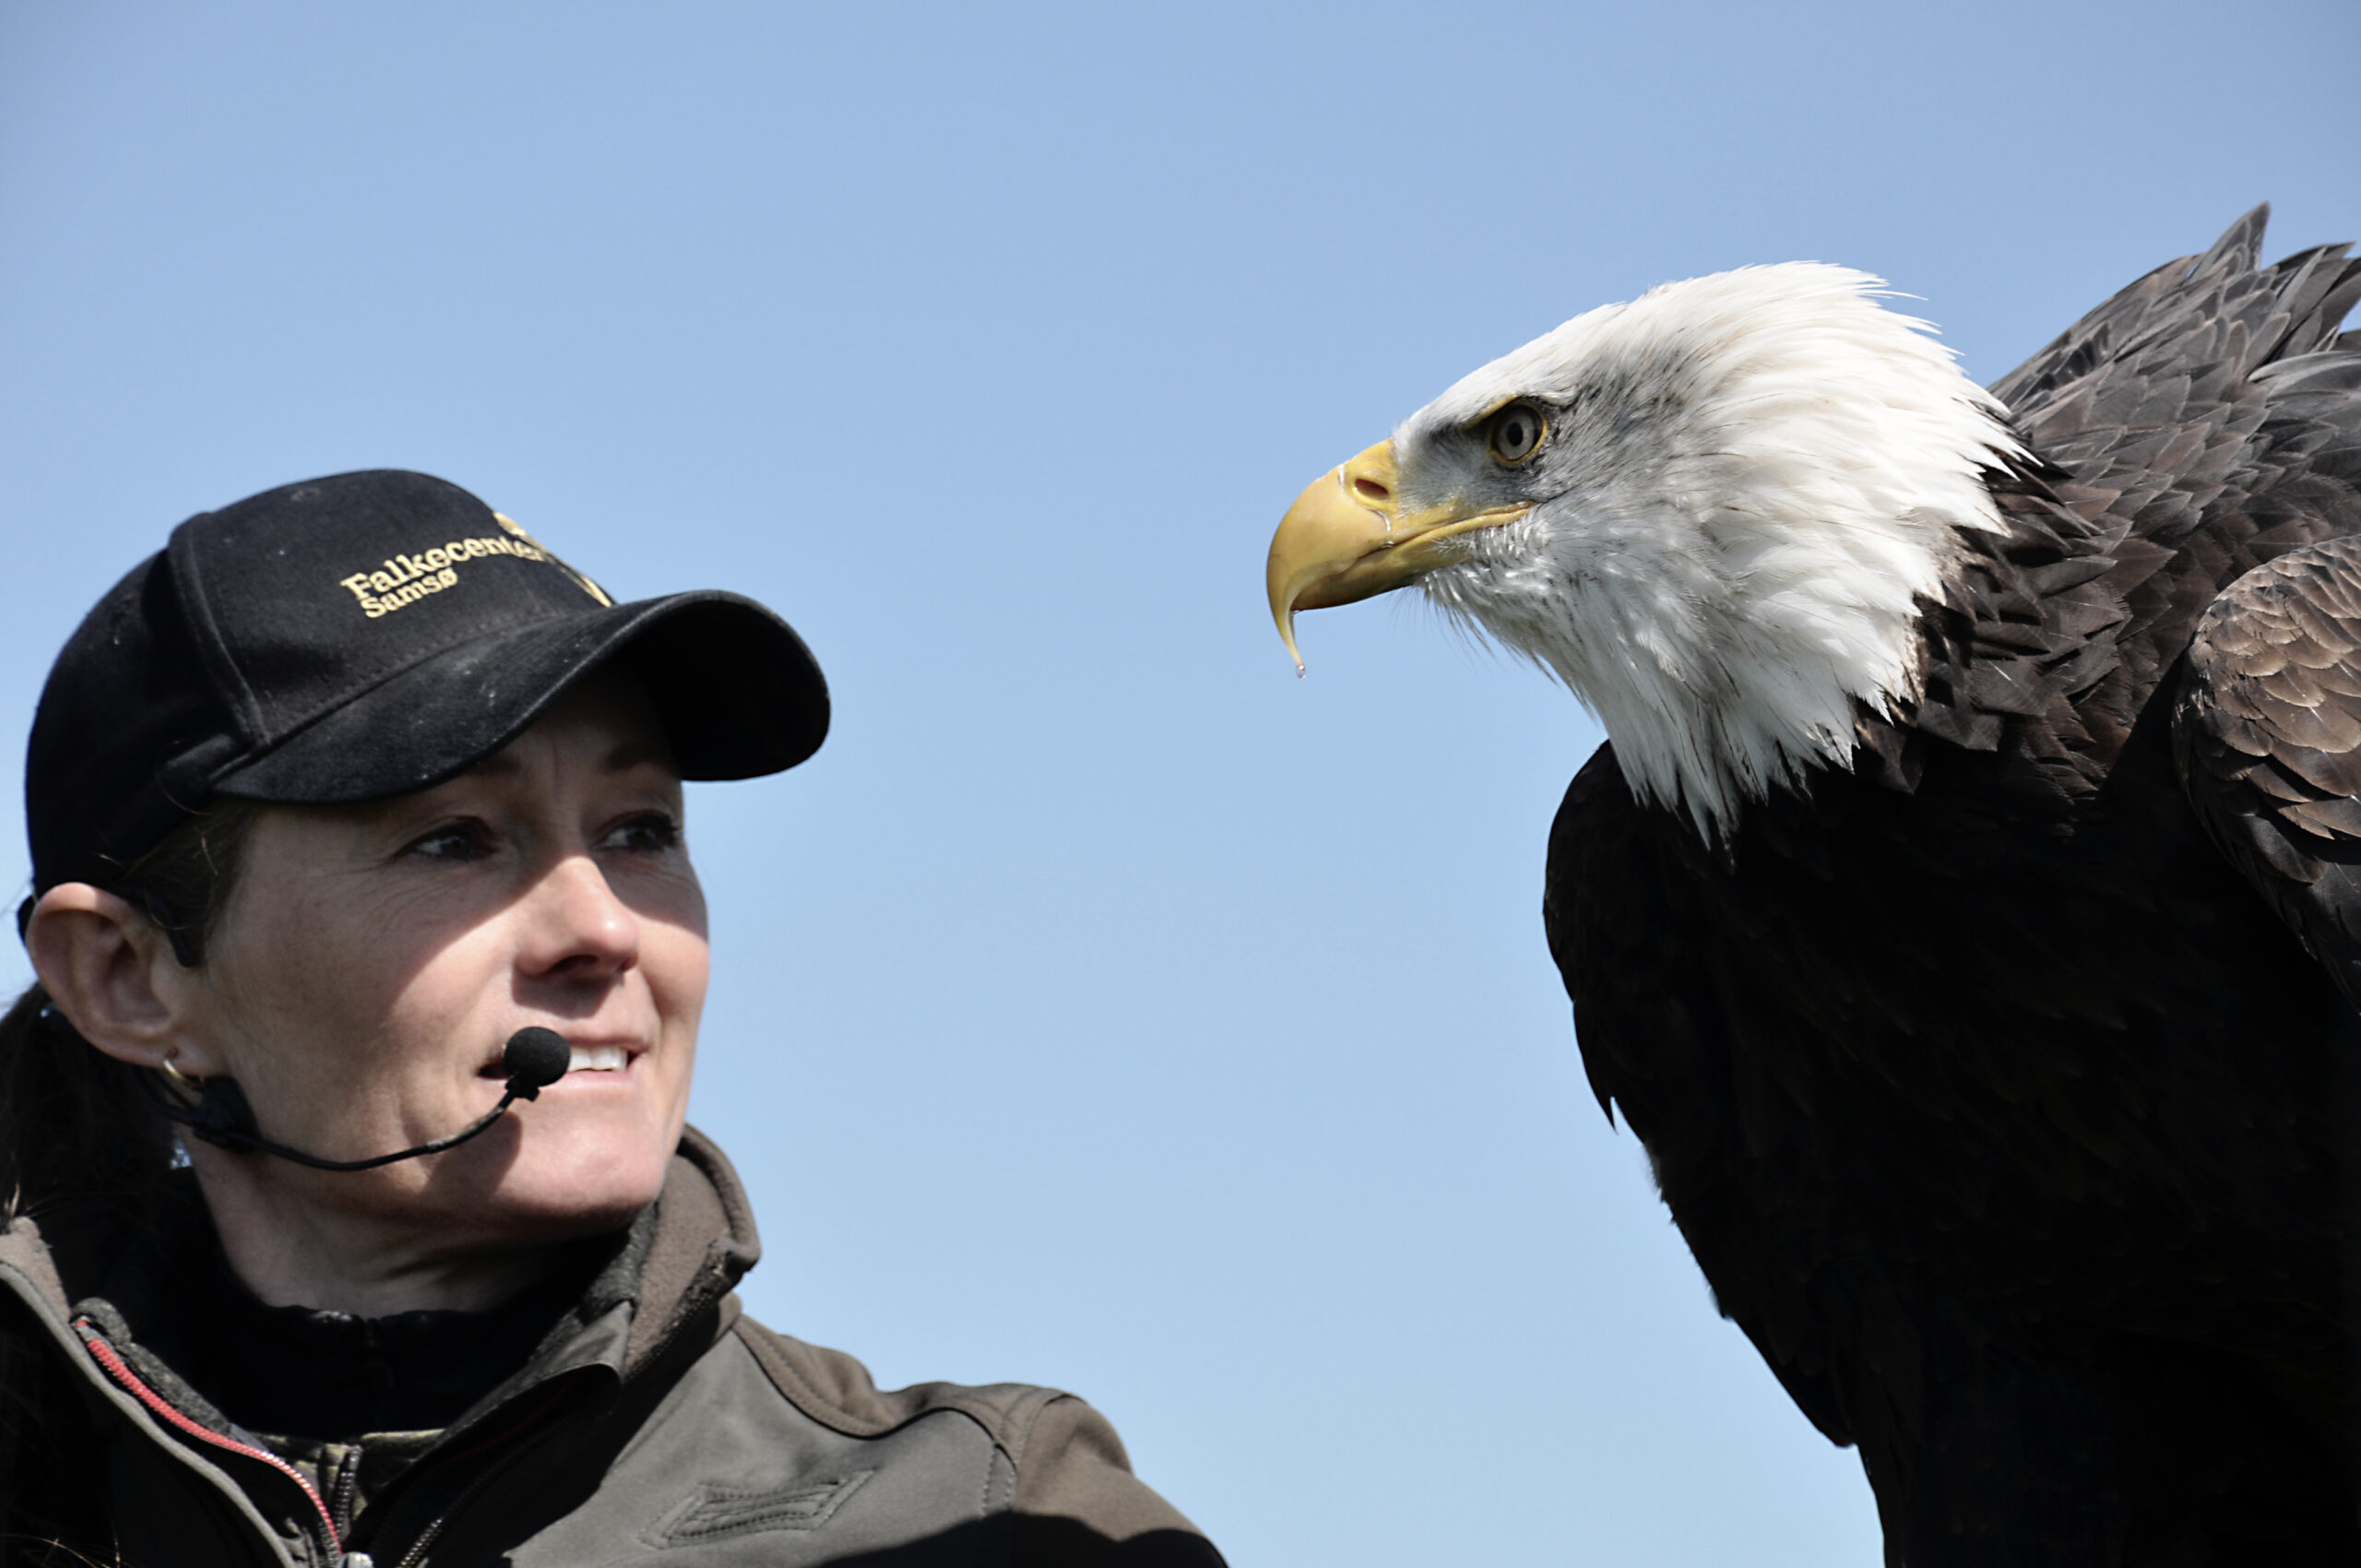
[1319,264,2023,839]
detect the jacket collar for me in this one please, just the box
[0,1123,763,1429]
[624,1124,761,1376]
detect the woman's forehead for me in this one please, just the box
[465,675,681,784]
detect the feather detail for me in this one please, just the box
[1403,264,2023,839]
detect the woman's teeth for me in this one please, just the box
[568,1046,629,1073]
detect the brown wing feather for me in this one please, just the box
[2178,536,2361,1006]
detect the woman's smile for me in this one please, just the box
[473,1039,643,1080]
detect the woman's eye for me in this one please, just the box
[603,812,682,854]
[406,822,491,861]
[1487,402,1547,465]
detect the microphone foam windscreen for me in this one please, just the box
[503,1027,573,1089]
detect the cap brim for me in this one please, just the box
[213,591,828,802]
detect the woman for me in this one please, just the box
[0,471,1223,1566]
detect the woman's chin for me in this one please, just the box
[495,1137,672,1229]
[450,1056,681,1212]
[421,1105,679,1242]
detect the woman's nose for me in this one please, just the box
[518,852,641,979]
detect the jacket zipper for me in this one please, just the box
[373,1385,569,1568]
[330,1445,362,1541]
[74,1316,343,1562]
[375,1295,719,1566]
[73,1289,724,1566]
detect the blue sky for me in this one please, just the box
[3,3,2355,1562]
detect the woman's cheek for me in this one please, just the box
[646,920,711,1043]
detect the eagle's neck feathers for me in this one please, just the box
[1407,265,2023,840]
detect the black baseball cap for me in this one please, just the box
[24,469,829,897]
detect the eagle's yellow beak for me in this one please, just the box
[1264,439,1530,671]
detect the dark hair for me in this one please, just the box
[0,798,258,1557]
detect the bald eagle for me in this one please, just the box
[1268,208,2361,1563]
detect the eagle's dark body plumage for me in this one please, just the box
[1548,211,2361,1561]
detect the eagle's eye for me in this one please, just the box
[1485,401,1547,466]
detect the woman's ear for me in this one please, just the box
[26,884,227,1077]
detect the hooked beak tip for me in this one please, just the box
[1276,610,1307,676]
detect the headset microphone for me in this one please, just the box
[129,1025,575,1171]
